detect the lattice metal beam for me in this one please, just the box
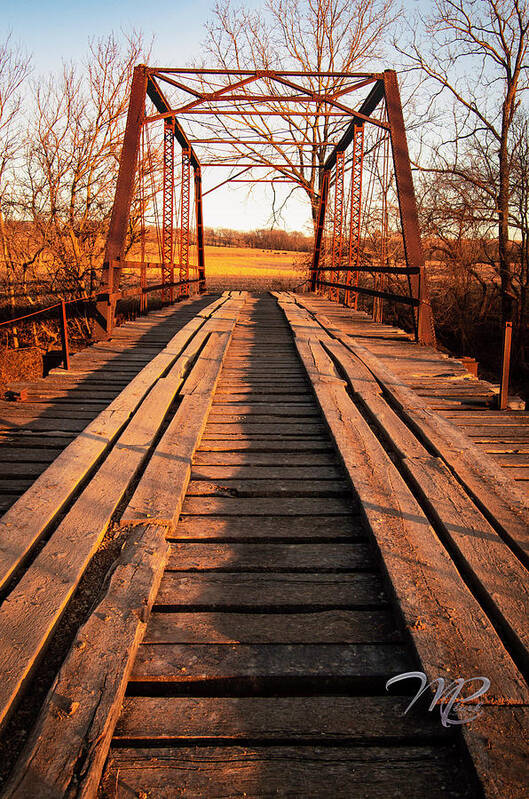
[180,148,191,298]
[329,151,345,302]
[345,124,364,308]
[162,119,175,302]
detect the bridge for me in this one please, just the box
[0,68,528,798]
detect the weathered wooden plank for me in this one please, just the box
[184,479,350,498]
[120,316,244,528]
[144,609,399,643]
[171,514,363,540]
[0,305,240,730]
[192,451,338,466]
[2,523,168,799]
[131,642,411,682]
[114,696,446,742]
[155,572,384,608]
[180,496,354,516]
[0,297,226,593]
[342,338,529,561]
[202,422,325,436]
[165,541,372,571]
[196,439,333,452]
[190,465,343,480]
[285,322,529,706]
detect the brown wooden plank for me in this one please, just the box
[165,541,372,571]
[196,439,333,452]
[202,422,324,436]
[131,642,411,682]
[2,523,168,799]
[184,479,350,498]
[193,450,337,466]
[190,465,343,480]
[0,299,224,592]
[0,304,240,731]
[180,496,354,516]
[284,319,529,706]
[155,571,384,608]
[144,609,399,643]
[101,744,473,799]
[171,515,363,540]
[114,695,446,742]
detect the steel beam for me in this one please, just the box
[180,148,191,297]
[324,80,384,172]
[329,151,345,301]
[383,69,435,346]
[310,170,330,292]
[96,65,147,338]
[194,165,206,292]
[162,119,175,302]
[345,124,364,307]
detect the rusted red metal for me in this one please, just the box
[329,151,345,302]
[95,65,436,346]
[311,170,330,292]
[194,166,206,293]
[96,65,147,338]
[499,321,512,410]
[162,119,175,302]
[345,124,364,308]
[180,148,191,298]
[383,70,435,346]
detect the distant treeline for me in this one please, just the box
[204,228,313,252]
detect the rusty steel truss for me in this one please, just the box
[96,66,435,345]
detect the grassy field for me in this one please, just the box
[125,245,310,292]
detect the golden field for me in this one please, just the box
[125,245,309,292]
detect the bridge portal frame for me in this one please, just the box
[96,65,435,346]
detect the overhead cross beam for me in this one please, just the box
[98,65,435,347]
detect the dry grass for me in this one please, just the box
[124,244,310,292]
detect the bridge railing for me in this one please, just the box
[0,266,202,370]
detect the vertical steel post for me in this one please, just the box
[96,65,147,339]
[383,69,435,346]
[329,151,345,302]
[59,300,70,370]
[180,148,191,298]
[311,170,330,292]
[140,263,147,313]
[499,321,513,410]
[194,165,206,293]
[345,124,364,308]
[162,118,175,303]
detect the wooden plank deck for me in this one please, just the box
[293,293,529,493]
[0,293,221,515]
[1,291,528,798]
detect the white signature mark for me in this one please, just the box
[386,671,491,727]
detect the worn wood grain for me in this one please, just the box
[3,523,168,799]
[154,571,384,608]
[101,744,473,799]
[165,541,372,571]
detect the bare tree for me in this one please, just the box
[20,32,148,306]
[397,0,529,326]
[199,0,397,226]
[0,35,31,327]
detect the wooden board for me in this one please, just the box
[165,541,373,571]
[114,695,446,741]
[101,744,473,799]
[154,571,385,608]
[2,523,168,799]
[171,515,364,541]
[143,609,399,644]
[131,642,411,683]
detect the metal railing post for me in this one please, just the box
[59,300,70,370]
[499,321,512,410]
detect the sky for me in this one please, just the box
[2,0,425,233]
